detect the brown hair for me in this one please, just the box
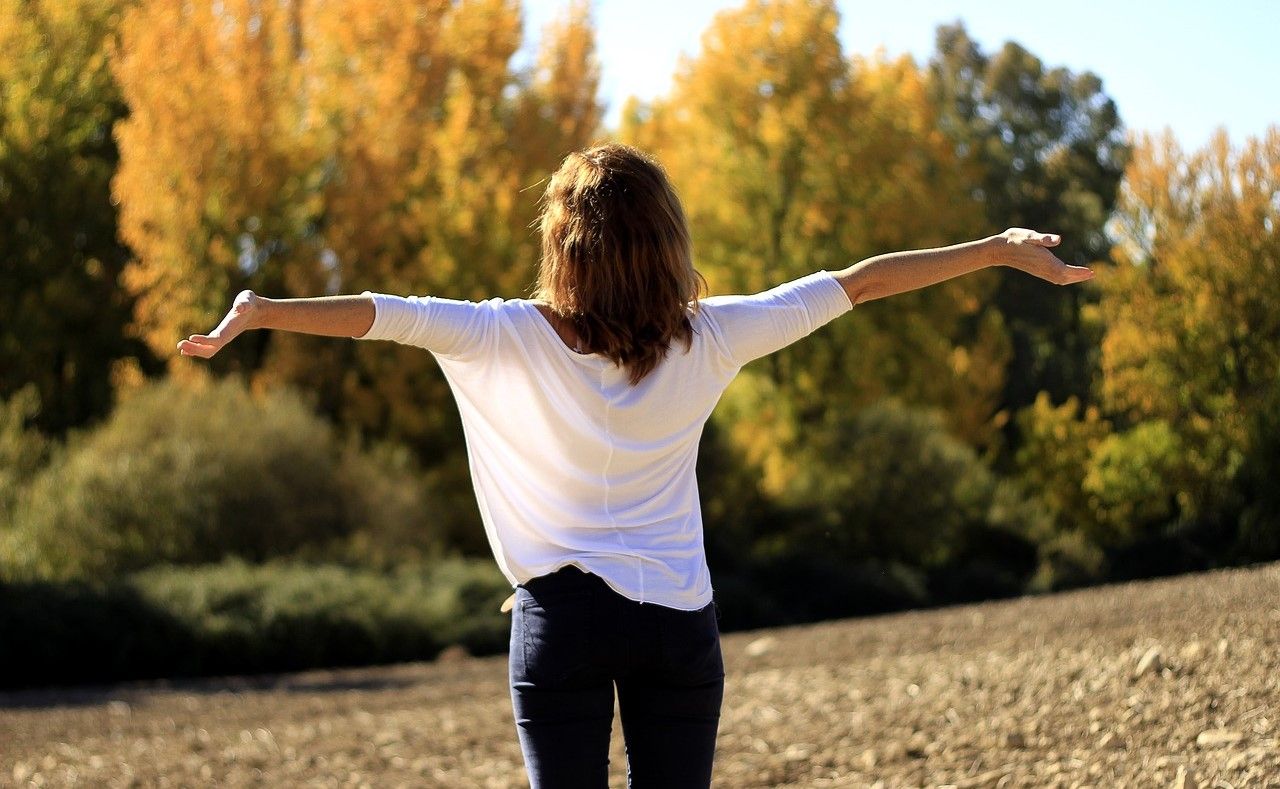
[534,143,706,385]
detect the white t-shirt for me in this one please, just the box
[358,270,853,610]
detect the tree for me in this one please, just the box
[1102,128,1280,525]
[621,0,1007,507]
[0,0,152,434]
[113,0,601,552]
[927,22,1128,421]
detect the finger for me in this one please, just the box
[177,339,219,358]
[1036,232,1061,247]
[1062,264,1094,283]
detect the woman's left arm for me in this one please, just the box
[832,228,1094,307]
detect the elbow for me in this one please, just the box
[834,269,876,306]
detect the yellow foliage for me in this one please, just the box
[620,0,1007,475]
[1102,126,1280,487]
[112,0,601,450]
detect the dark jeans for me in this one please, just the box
[509,566,725,788]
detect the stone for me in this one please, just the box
[1195,729,1244,748]
[1172,765,1197,789]
[1134,647,1163,678]
[744,636,776,657]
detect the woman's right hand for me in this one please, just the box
[995,228,1095,285]
[177,290,264,358]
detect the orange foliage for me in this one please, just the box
[113,0,601,457]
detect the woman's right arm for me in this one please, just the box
[176,291,375,359]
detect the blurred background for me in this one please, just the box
[0,0,1276,689]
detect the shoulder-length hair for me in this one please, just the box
[534,143,706,385]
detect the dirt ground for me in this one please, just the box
[2,562,1278,788]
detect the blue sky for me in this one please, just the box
[520,0,1279,149]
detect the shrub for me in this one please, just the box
[781,399,1005,571]
[1083,420,1186,547]
[0,558,511,689]
[3,377,443,581]
[0,385,50,523]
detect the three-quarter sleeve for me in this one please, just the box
[357,292,500,360]
[699,271,853,368]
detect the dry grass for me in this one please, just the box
[3,563,1279,787]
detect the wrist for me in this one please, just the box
[978,235,1006,268]
[245,292,272,331]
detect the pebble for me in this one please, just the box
[745,636,776,657]
[1172,765,1197,789]
[1134,647,1163,678]
[1195,729,1244,748]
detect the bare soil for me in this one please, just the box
[3,563,1279,788]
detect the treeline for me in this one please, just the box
[1,0,1277,686]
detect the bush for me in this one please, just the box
[0,385,50,523]
[2,377,444,581]
[1232,384,1280,562]
[1083,420,1186,547]
[699,400,1045,626]
[1028,530,1106,593]
[0,558,511,689]
[782,399,1008,571]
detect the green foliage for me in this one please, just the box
[3,378,443,581]
[1027,529,1106,593]
[928,22,1128,416]
[0,558,510,689]
[1016,397,1202,581]
[1014,393,1109,543]
[0,385,50,521]
[1232,383,1280,562]
[782,399,1007,570]
[1083,420,1186,541]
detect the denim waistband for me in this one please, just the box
[521,565,600,595]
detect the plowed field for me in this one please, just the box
[3,563,1279,787]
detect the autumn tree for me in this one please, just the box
[0,0,152,434]
[1102,128,1280,534]
[927,22,1128,422]
[113,0,601,550]
[621,0,1008,497]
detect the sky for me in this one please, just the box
[519,0,1279,150]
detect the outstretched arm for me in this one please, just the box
[176,291,374,359]
[833,228,1093,306]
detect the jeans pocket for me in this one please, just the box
[659,602,724,685]
[518,587,595,687]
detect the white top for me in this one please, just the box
[358,271,853,610]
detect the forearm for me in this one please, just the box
[256,295,376,339]
[177,291,377,359]
[832,229,1088,305]
[833,236,999,306]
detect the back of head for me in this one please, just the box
[535,143,706,385]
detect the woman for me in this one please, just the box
[178,143,1093,787]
